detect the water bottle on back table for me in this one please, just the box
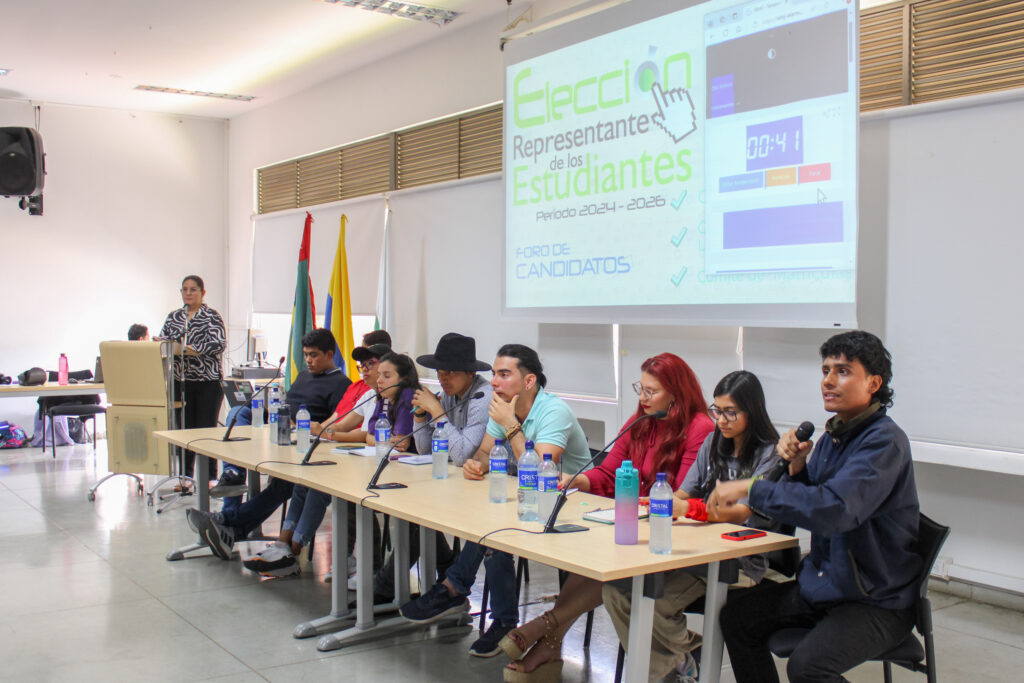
[648,472,673,554]
[375,400,392,462]
[489,439,508,503]
[432,421,450,479]
[517,440,540,522]
[537,453,559,520]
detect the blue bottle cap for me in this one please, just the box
[525,440,534,449]
[656,472,667,482]
[543,453,552,460]
[299,404,307,410]
[494,439,504,445]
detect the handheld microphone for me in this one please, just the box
[299,383,400,466]
[221,357,286,444]
[368,390,485,490]
[542,410,668,534]
[765,421,815,482]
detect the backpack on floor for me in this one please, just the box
[0,421,29,448]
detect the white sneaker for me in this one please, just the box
[663,652,699,683]
[347,574,359,591]
[242,541,298,577]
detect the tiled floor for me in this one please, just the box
[1,441,1021,682]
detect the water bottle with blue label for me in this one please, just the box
[517,440,540,522]
[267,386,281,442]
[251,389,264,428]
[295,404,311,452]
[375,400,391,462]
[431,421,450,479]
[649,472,673,555]
[537,453,559,520]
[489,439,508,503]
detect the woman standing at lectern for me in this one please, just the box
[158,275,226,483]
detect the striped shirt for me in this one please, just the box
[160,304,226,381]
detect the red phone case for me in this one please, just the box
[722,529,767,541]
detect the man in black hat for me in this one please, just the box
[410,332,493,464]
[358,333,493,601]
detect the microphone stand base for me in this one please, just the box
[300,461,336,467]
[544,523,588,534]
[222,437,251,442]
[367,483,408,490]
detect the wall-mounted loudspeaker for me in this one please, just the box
[0,127,45,196]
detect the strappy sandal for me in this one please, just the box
[502,614,564,682]
[499,610,559,660]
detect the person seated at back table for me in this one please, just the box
[128,323,150,341]
[187,329,349,559]
[713,330,920,683]
[601,369,782,683]
[498,353,714,683]
[399,344,591,659]
[357,333,493,601]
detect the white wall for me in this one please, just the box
[0,100,227,429]
[224,12,1024,594]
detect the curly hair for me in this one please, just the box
[819,330,894,407]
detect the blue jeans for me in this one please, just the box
[445,541,518,626]
[281,485,331,547]
[221,406,252,512]
[219,477,294,540]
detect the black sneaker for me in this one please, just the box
[186,507,224,534]
[469,620,517,657]
[399,582,469,623]
[198,514,236,560]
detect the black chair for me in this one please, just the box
[47,404,106,459]
[767,513,950,683]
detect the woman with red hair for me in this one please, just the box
[500,353,713,682]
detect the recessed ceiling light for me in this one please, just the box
[0,68,10,76]
[134,85,255,101]
[320,0,461,26]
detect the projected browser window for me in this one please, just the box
[504,0,858,314]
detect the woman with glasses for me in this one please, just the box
[157,274,226,483]
[501,353,713,682]
[601,369,783,682]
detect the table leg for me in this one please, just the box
[294,495,351,638]
[699,560,726,683]
[624,574,658,683]
[393,518,410,605]
[419,526,437,591]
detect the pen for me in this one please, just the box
[410,391,441,414]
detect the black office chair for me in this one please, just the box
[47,404,106,459]
[767,513,950,683]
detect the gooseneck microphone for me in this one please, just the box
[221,356,286,443]
[367,390,485,490]
[542,410,668,534]
[765,421,816,482]
[298,383,401,466]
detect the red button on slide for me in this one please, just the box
[798,163,831,183]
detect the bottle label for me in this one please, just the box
[297,419,310,430]
[252,398,264,410]
[650,498,672,517]
[269,412,278,424]
[376,427,390,443]
[539,475,558,494]
[490,457,507,474]
[432,438,449,454]
[518,470,538,490]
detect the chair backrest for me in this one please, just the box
[913,512,950,632]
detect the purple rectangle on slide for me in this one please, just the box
[710,74,735,117]
[720,171,764,192]
[724,201,843,249]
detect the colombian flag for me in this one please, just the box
[285,212,317,391]
[325,215,358,382]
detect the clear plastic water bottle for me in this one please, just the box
[615,459,639,545]
[517,440,540,522]
[489,439,508,503]
[296,404,311,452]
[537,453,559,521]
[431,421,450,479]
[58,353,69,386]
[649,472,673,555]
[251,388,265,428]
[267,386,281,442]
[375,400,392,462]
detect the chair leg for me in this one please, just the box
[614,644,625,683]
[583,609,595,649]
[515,557,525,600]
[49,411,56,459]
[479,577,490,632]
[883,661,893,683]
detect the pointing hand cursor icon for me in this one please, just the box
[650,82,698,144]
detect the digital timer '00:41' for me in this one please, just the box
[745,115,803,172]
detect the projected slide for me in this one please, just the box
[504,0,858,319]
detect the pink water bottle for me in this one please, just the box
[57,353,69,386]
[614,459,639,545]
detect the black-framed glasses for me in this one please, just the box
[632,381,657,401]
[357,359,378,373]
[708,405,742,422]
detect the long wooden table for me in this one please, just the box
[0,381,105,398]
[154,426,797,683]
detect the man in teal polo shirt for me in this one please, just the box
[399,343,590,657]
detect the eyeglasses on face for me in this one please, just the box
[708,405,742,422]
[632,381,659,401]
[357,359,378,372]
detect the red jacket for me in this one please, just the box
[585,412,715,497]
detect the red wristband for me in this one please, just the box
[685,499,709,522]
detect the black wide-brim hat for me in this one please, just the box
[417,333,491,372]
[351,343,391,362]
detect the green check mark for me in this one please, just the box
[671,266,687,286]
[671,226,687,247]
[671,189,687,210]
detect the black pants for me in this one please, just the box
[175,379,223,479]
[720,580,915,683]
[373,523,455,598]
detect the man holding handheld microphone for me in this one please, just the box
[711,330,921,683]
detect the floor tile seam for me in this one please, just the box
[932,622,1024,652]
